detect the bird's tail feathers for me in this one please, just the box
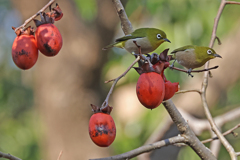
[102,42,124,50]
[102,43,116,50]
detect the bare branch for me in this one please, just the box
[139,107,240,159]
[236,152,240,156]
[105,56,140,83]
[57,150,63,160]
[215,36,222,45]
[180,107,240,135]
[170,66,218,75]
[202,0,240,159]
[14,0,55,32]
[226,1,240,5]
[112,0,134,34]
[101,56,140,109]
[176,89,202,94]
[202,123,240,144]
[163,100,216,160]
[0,151,21,160]
[90,136,185,160]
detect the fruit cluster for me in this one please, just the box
[135,49,179,109]
[11,4,63,70]
[88,49,179,148]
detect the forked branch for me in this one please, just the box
[201,0,240,159]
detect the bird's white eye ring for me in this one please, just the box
[207,49,212,55]
[157,34,162,39]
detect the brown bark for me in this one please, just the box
[10,0,118,159]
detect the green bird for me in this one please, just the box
[170,45,222,76]
[103,28,170,55]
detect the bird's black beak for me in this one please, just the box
[214,53,222,58]
[163,38,171,43]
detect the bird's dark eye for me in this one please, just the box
[157,34,162,39]
[207,49,212,55]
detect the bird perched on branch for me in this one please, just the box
[103,28,170,55]
[170,45,222,76]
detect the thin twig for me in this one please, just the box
[226,1,240,5]
[105,56,140,83]
[90,136,186,160]
[202,0,239,159]
[0,151,22,160]
[215,36,222,45]
[57,150,63,160]
[170,66,218,75]
[14,0,55,32]
[101,56,140,109]
[202,123,240,144]
[176,89,202,94]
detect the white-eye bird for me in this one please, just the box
[170,45,222,75]
[103,28,170,55]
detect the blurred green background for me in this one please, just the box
[1,0,240,160]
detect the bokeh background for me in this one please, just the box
[1,0,240,159]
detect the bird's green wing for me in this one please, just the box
[171,45,196,54]
[115,34,144,42]
[115,28,148,42]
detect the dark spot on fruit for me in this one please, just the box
[14,49,30,61]
[19,49,29,56]
[44,43,54,53]
[95,124,109,136]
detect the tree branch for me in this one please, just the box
[176,89,202,94]
[201,0,240,159]
[57,150,63,160]
[112,0,133,35]
[226,1,240,5]
[202,123,240,144]
[90,136,185,160]
[14,0,55,32]
[170,66,218,75]
[179,107,240,135]
[101,56,140,109]
[162,100,216,160]
[0,151,21,160]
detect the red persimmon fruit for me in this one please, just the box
[12,27,38,70]
[89,112,116,147]
[35,23,62,57]
[164,81,179,101]
[136,72,165,109]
